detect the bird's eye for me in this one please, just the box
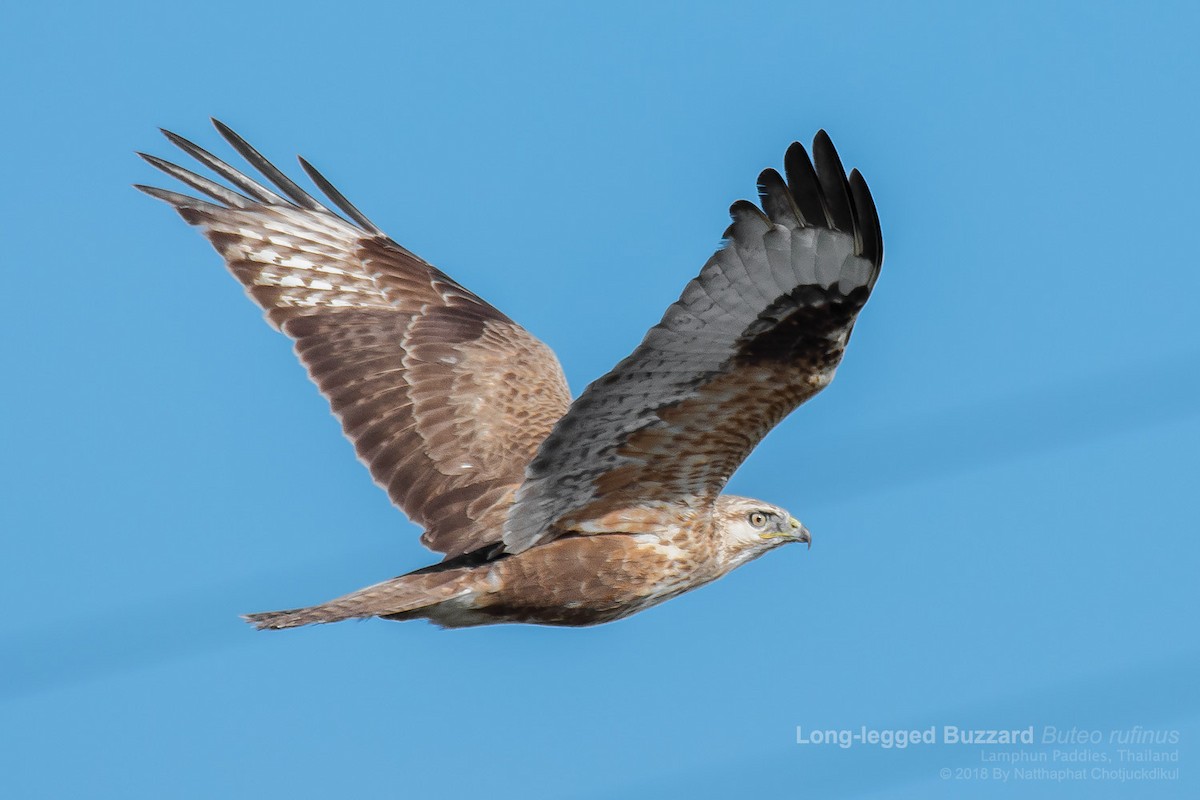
[749,512,768,528]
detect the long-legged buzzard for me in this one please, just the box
[137,122,883,629]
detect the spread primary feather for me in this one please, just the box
[137,122,883,629]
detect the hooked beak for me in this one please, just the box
[789,517,812,549]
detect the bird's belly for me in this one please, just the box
[459,534,718,627]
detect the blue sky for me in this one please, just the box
[2,2,1197,797]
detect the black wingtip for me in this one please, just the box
[155,125,287,205]
[297,155,384,235]
[209,118,244,152]
[755,167,781,203]
[777,133,884,266]
[756,167,802,228]
[160,127,191,148]
[132,183,197,207]
[160,127,210,153]
[145,120,390,236]
[848,168,884,267]
[209,120,328,212]
[159,127,210,161]
[137,151,177,171]
[810,131,855,234]
[729,198,769,223]
[783,140,830,228]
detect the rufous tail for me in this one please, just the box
[243,568,473,630]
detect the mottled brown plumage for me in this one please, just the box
[137,121,882,629]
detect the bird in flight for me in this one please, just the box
[138,121,883,630]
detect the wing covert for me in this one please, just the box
[138,121,572,558]
[503,132,882,553]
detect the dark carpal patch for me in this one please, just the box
[140,123,883,630]
[737,284,870,367]
[505,133,883,554]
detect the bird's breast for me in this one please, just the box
[470,531,722,626]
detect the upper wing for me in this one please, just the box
[137,120,571,558]
[503,131,882,553]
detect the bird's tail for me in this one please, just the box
[243,569,475,630]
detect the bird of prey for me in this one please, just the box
[137,121,883,630]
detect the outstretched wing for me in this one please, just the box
[138,120,571,558]
[504,131,882,553]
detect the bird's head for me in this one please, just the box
[713,495,811,570]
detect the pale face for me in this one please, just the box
[715,495,811,570]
